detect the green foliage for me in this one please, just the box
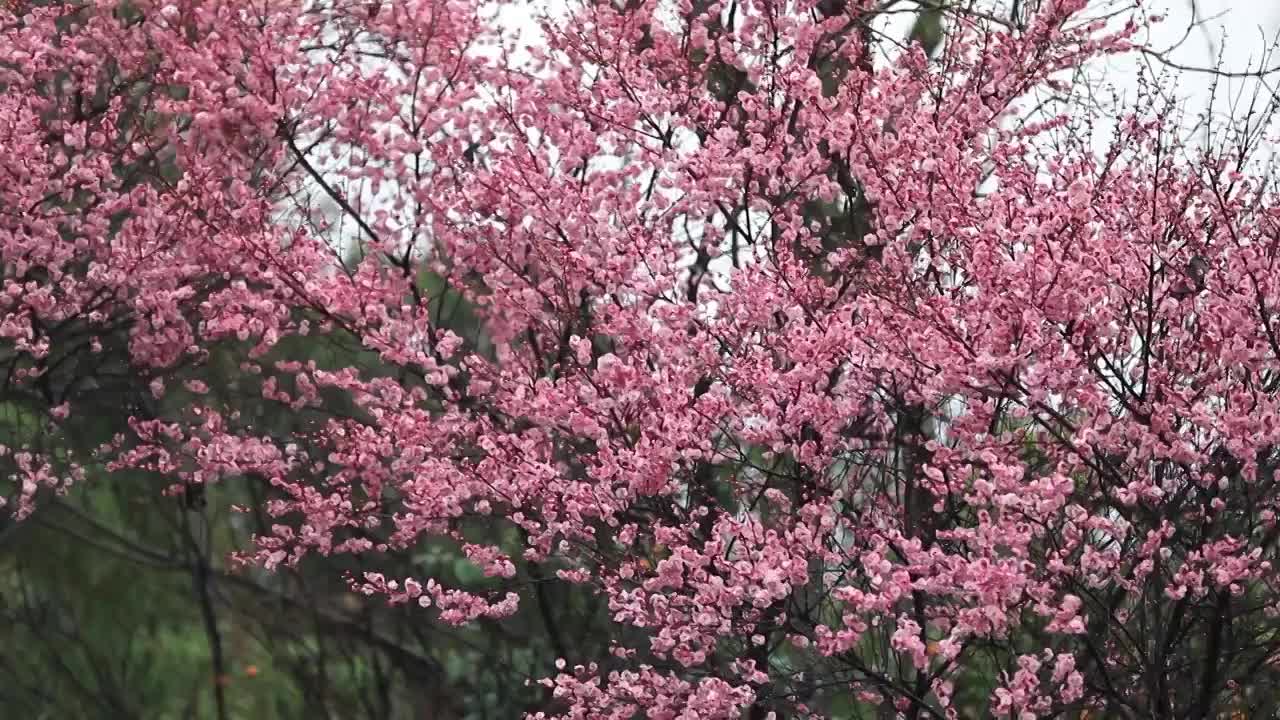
[909,3,947,58]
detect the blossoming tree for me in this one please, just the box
[5,0,1280,717]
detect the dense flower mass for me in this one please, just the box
[5,0,1280,716]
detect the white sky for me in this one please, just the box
[1096,0,1280,141]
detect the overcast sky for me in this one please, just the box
[1101,0,1280,124]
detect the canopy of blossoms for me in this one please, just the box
[4,0,1280,717]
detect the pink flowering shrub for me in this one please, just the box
[5,0,1280,716]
